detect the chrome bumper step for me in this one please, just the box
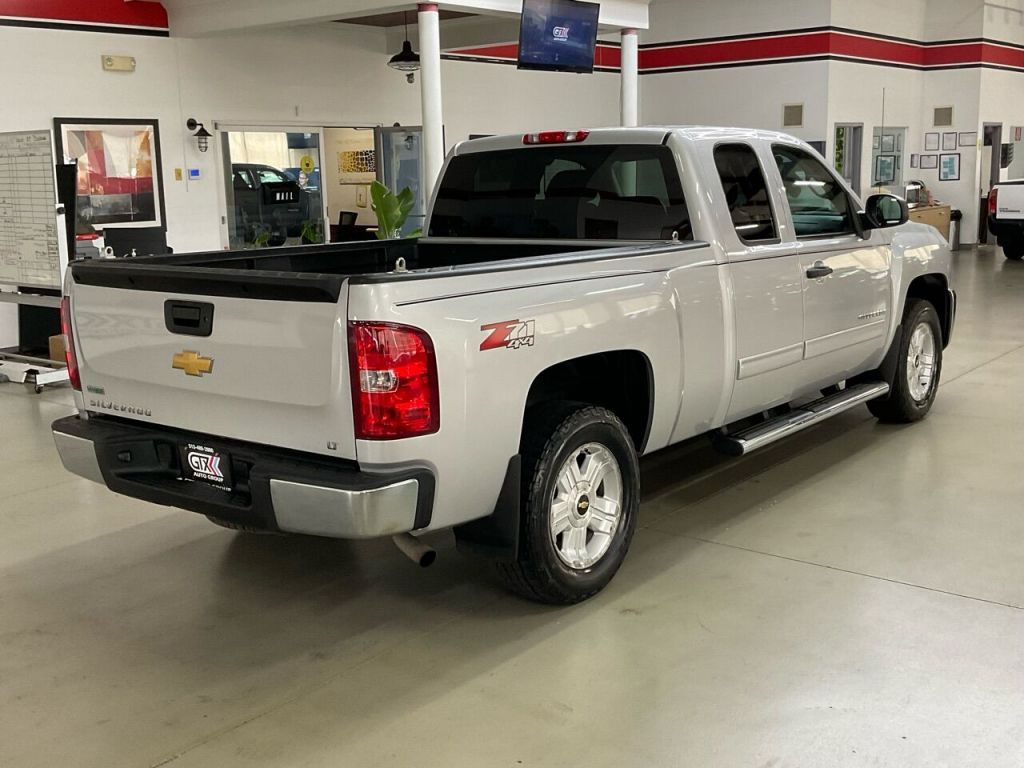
[715,381,890,457]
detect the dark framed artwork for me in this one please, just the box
[920,154,939,170]
[939,153,961,181]
[925,132,940,151]
[54,117,166,230]
[881,134,896,153]
[874,154,897,184]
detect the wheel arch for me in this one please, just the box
[524,349,655,454]
[904,273,954,348]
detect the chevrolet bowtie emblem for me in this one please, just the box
[172,351,214,377]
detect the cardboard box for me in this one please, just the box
[49,334,67,363]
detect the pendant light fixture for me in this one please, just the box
[388,11,420,84]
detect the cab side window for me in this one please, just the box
[773,145,856,238]
[713,144,778,244]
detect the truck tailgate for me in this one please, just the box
[71,282,356,459]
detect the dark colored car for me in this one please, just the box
[231,163,312,243]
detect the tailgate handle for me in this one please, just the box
[164,300,214,337]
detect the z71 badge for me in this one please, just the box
[480,319,536,351]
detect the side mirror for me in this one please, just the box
[862,193,909,230]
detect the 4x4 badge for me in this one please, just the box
[172,351,214,377]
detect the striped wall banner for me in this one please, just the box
[0,0,169,36]
[446,27,1024,75]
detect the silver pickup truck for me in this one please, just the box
[53,127,955,604]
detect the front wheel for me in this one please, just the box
[496,404,640,605]
[868,299,943,423]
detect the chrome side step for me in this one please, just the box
[714,381,890,457]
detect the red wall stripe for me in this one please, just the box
[0,0,168,29]
[450,30,1024,73]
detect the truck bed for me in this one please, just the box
[70,238,626,301]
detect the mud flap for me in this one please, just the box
[453,455,521,562]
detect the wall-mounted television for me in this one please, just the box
[518,0,600,74]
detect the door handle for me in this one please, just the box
[164,300,214,337]
[806,262,833,279]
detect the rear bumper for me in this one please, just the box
[51,415,434,539]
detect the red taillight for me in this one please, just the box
[348,322,439,440]
[989,188,999,216]
[523,130,590,145]
[60,296,81,391]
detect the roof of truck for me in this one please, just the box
[455,126,804,155]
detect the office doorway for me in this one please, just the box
[980,123,1003,243]
[834,124,863,196]
[871,126,907,191]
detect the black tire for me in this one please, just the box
[1003,240,1024,260]
[205,515,278,534]
[868,299,943,423]
[496,403,640,605]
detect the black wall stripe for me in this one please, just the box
[0,18,168,37]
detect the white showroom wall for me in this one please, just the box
[0,21,621,345]
[0,22,620,254]
[639,0,831,140]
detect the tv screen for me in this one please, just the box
[518,0,600,74]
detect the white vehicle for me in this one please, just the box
[987,181,1024,259]
[53,127,956,604]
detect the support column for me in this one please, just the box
[620,28,639,128]
[418,3,444,201]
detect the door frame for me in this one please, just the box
[834,123,864,197]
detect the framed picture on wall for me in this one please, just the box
[939,153,961,181]
[958,131,978,148]
[911,154,919,168]
[874,154,897,184]
[881,134,896,153]
[872,135,881,150]
[925,133,940,151]
[920,154,939,170]
[942,132,958,151]
[54,117,165,230]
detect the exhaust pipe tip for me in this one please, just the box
[392,533,436,568]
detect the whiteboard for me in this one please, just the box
[0,130,61,290]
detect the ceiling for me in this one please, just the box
[336,10,477,27]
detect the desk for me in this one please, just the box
[910,205,952,240]
[330,224,378,243]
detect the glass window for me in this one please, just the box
[712,144,778,243]
[256,167,289,185]
[773,145,856,238]
[430,145,692,240]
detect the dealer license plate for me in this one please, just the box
[179,443,233,490]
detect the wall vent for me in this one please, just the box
[783,104,804,128]
[934,106,954,127]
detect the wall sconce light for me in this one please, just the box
[186,118,212,152]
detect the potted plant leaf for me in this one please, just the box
[370,180,422,240]
[300,219,323,245]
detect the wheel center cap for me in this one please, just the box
[576,494,591,516]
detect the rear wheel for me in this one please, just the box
[868,299,943,423]
[1000,235,1024,260]
[496,404,639,605]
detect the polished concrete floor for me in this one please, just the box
[2,246,1023,767]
